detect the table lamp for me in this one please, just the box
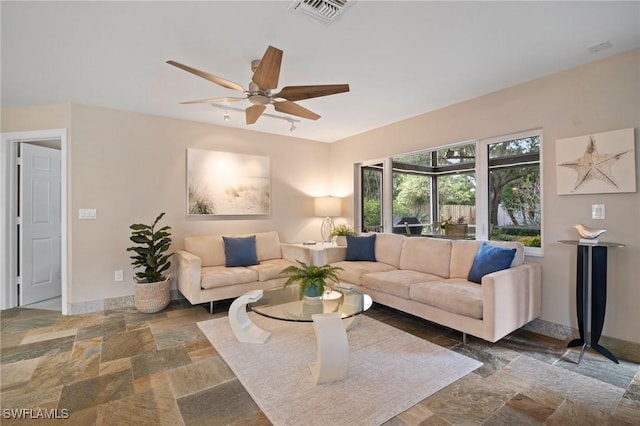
[314,196,341,243]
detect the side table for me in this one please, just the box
[559,240,624,364]
[281,242,347,266]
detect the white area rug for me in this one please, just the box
[197,314,482,426]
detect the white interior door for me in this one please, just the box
[19,143,62,305]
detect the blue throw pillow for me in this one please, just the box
[468,243,516,284]
[345,234,376,262]
[223,235,259,267]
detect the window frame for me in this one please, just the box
[478,129,543,257]
[355,158,392,233]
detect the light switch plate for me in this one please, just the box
[79,209,97,219]
[592,204,605,220]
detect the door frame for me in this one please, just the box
[1,129,68,314]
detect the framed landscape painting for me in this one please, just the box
[187,149,270,215]
[556,128,636,195]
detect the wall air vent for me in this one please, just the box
[289,0,354,24]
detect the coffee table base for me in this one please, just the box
[229,291,352,384]
[309,313,349,384]
[228,290,271,344]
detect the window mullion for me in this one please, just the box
[382,157,393,233]
[476,140,489,241]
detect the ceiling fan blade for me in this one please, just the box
[246,105,267,125]
[166,60,246,92]
[180,97,246,104]
[273,101,320,120]
[251,46,283,90]
[274,84,349,101]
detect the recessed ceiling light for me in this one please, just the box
[587,40,612,54]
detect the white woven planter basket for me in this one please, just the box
[134,278,171,313]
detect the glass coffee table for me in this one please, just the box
[227,284,372,384]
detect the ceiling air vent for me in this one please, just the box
[289,0,354,24]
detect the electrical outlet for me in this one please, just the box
[114,270,124,282]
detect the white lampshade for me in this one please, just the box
[314,196,341,217]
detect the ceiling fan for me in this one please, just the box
[167,45,350,125]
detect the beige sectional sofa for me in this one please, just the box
[328,233,542,343]
[175,231,298,313]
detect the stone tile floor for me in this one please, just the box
[1,299,639,425]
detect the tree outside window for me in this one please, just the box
[488,136,541,247]
[361,164,383,232]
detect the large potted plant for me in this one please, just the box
[127,212,173,313]
[281,260,343,299]
[330,224,355,246]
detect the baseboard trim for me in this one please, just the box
[67,290,183,314]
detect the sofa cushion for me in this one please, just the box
[399,237,452,278]
[184,234,225,267]
[363,270,441,299]
[345,234,376,261]
[467,243,516,284]
[374,233,405,268]
[450,240,483,279]
[331,261,396,286]
[409,279,483,319]
[200,265,259,289]
[247,258,297,281]
[223,236,259,267]
[254,231,283,262]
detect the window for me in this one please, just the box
[485,133,541,249]
[356,130,542,255]
[391,142,476,237]
[360,163,384,233]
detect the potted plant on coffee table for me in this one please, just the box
[281,260,343,300]
[330,224,356,246]
[127,212,173,313]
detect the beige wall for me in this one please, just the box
[1,103,72,131]
[2,103,332,304]
[329,49,640,343]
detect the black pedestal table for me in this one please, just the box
[559,240,624,364]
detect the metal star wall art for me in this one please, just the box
[556,128,636,195]
[559,136,631,191]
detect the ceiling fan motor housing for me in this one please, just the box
[249,94,271,106]
[248,81,272,105]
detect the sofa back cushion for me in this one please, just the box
[374,233,405,268]
[184,231,282,267]
[399,237,452,278]
[450,240,525,279]
[185,234,226,267]
[252,231,283,262]
[450,240,483,279]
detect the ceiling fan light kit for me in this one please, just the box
[211,103,301,131]
[167,45,349,126]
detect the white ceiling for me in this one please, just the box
[2,1,639,143]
